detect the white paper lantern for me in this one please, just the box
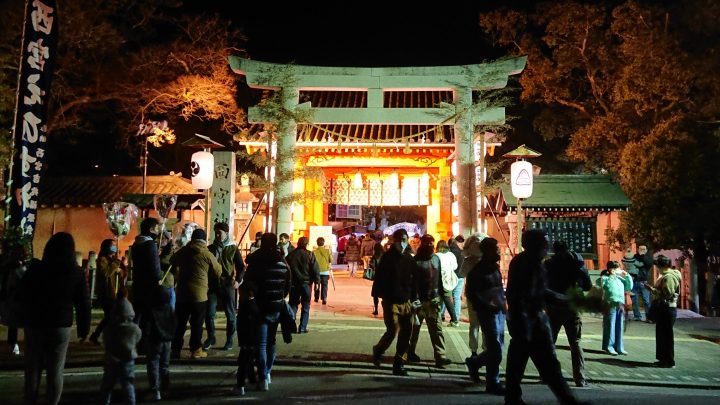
[191,151,214,190]
[452,221,460,237]
[510,160,533,199]
[451,160,457,177]
[352,172,363,189]
[451,181,458,196]
[451,201,459,217]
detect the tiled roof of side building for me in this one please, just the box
[38,175,196,207]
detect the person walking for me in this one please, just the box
[360,233,376,272]
[646,255,682,368]
[436,240,459,326]
[287,237,320,333]
[459,233,485,358]
[231,272,259,397]
[464,237,506,395]
[277,233,295,258]
[344,234,361,277]
[19,232,90,405]
[0,237,29,356]
[598,260,633,356]
[89,239,126,345]
[249,231,263,254]
[407,235,452,368]
[313,237,333,305]
[100,295,142,405]
[244,233,291,391]
[545,241,593,387]
[369,243,385,316]
[448,236,465,325]
[170,229,222,359]
[504,229,586,405]
[205,222,244,351]
[371,229,417,376]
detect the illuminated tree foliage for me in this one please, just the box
[0,0,246,165]
[479,0,720,252]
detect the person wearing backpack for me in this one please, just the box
[435,240,459,326]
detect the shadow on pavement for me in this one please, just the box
[587,357,656,368]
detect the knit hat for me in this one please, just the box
[214,222,230,233]
[191,228,207,241]
[113,297,135,320]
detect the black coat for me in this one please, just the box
[372,245,417,304]
[465,258,506,314]
[244,249,291,315]
[131,236,162,311]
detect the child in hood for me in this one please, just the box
[100,294,142,405]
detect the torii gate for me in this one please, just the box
[229,57,526,237]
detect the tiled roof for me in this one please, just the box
[38,176,196,207]
[496,175,630,212]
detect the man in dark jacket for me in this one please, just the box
[505,229,586,405]
[244,233,291,391]
[371,229,417,376]
[286,237,320,334]
[632,244,653,321]
[204,222,244,351]
[170,229,222,359]
[407,235,451,368]
[464,237,506,395]
[131,218,162,327]
[545,241,592,388]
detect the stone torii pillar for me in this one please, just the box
[275,86,298,237]
[454,86,477,237]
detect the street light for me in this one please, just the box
[503,145,541,254]
[136,120,176,193]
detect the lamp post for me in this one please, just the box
[183,133,224,240]
[503,145,541,254]
[136,120,175,194]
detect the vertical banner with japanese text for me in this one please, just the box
[10,0,58,238]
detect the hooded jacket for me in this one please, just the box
[465,256,506,314]
[103,297,142,362]
[652,268,682,307]
[170,240,222,303]
[459,233,484,278]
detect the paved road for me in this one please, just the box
[2,269,719,403]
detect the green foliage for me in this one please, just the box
[480,1,720,252]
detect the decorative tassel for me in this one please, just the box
[403,138,411,154]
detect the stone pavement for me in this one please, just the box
[2,269,720,390]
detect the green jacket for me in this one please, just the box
[313,247,332,275]
[208,240,245,290]
[170,240,222,303]
[652,268,682,307]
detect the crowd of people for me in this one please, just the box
[0,222,684,404]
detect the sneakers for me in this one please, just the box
[618,350,628,355]
[372,345,382,366]
[407,352,421,362]
[322,300,327,305]
[191,348,208,359]
[575,379,589,388]
[202,337,215,351]
[465,357,480,383]
[448,321,460,327]
[435,357,452,368]
[372,310,379,316]
[11,343,20,356]
[257,380,269,391]
[221,341,233,351]
[605,348,618,356]
[144,390,161,402]
[231,386,246,396]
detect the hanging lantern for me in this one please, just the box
[510,160,533,199]
[451,181,458,196]
[451,201,459,217]
[388,171,399,189]
[352,171,363,189]
[191,151,214,190]
[420,171,430,188]
[451,160,457,177]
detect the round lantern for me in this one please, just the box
[510,160,533,199]
[451,160,457,177]
[451,181,458,196]
[451,201,459,217]
[191,151,214,190]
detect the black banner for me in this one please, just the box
[10,0,58,238]
[528,217,597,257]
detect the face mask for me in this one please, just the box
[109,245,118,253]
[401,241,408,250]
